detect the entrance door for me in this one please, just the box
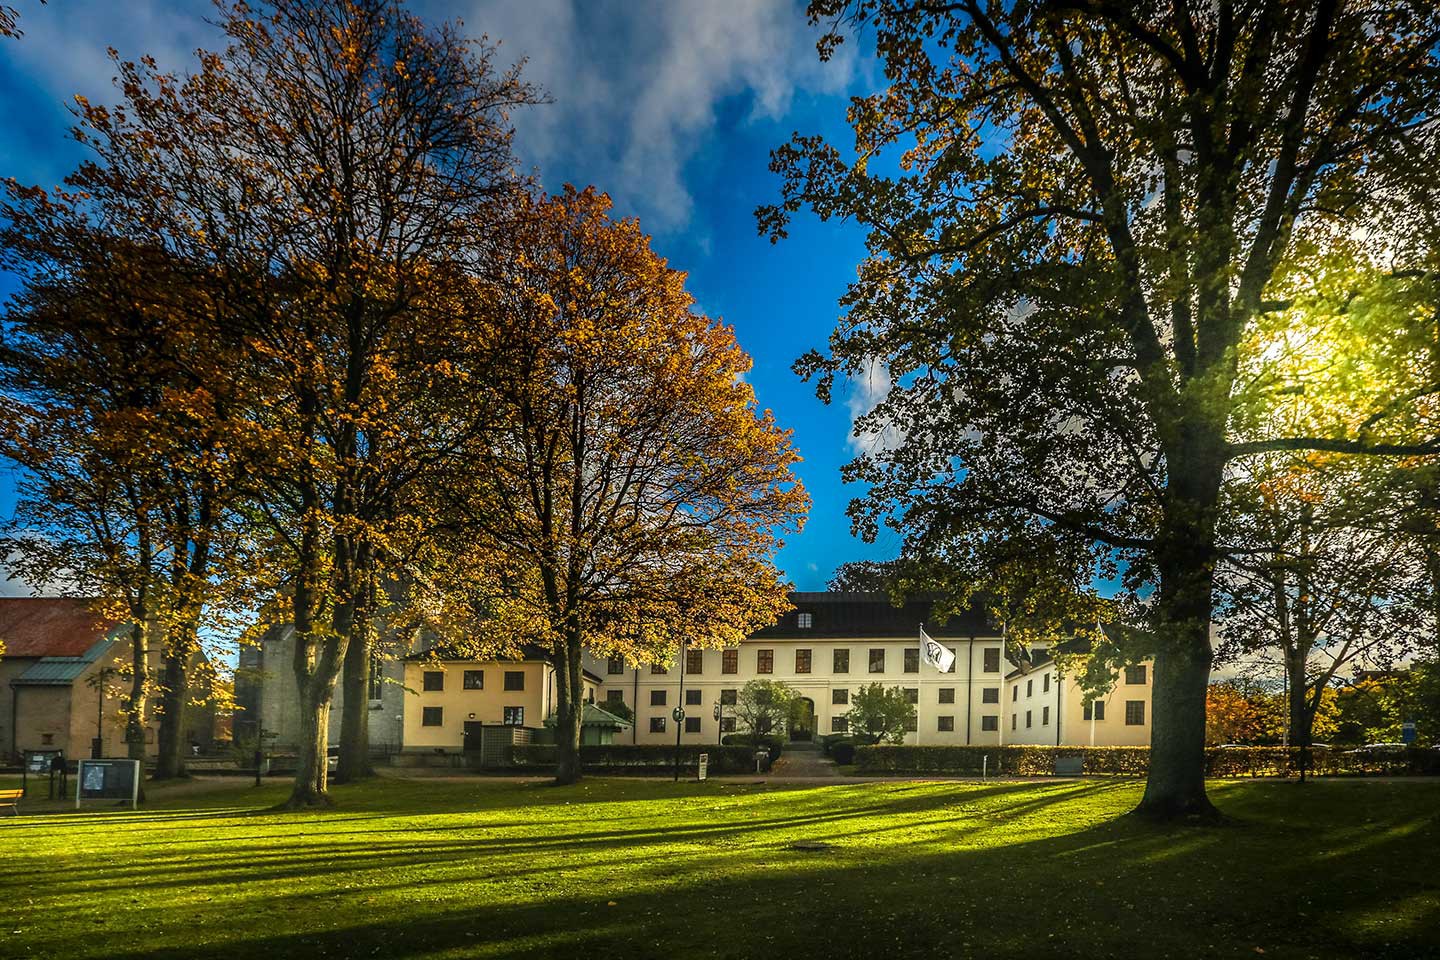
[463,721,484,753]
[788,697,815,742]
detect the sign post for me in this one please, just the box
[76,758,140,810]
[697,753,709,781]
[1402,721,1417,745]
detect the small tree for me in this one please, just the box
[733,680,798,739]
[847,682,914,744]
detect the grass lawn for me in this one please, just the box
[2,775,1437,959]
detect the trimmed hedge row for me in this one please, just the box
[510,743,758,774]
[853,744,1440,777]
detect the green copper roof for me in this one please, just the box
[12,636,114,686]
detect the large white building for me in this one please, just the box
[241,591,1154,757]
[594,592,1152,748]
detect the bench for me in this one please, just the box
[1054,757,1085,777]
[0,789,22,816]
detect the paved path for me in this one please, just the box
[770,743,840,778]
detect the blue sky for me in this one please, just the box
[0,0,897,593]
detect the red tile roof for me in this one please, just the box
[0,597,119,658]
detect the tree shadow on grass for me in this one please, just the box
[11,780,1439,960]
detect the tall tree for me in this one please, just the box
[39,0,537,805]
[762,0,1440,819]
[445,187,808,784]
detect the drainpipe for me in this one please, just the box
[965,635,974,745]
[632,667,638,744]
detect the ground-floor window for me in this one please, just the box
[650,716,666,733]
[981,715,998,732]
[1025,710,1032,728]
[720,688,737,705]
[1126,701,1145,725]
[937,715,954,732]
[685,717,701,733]
[1083,700,1108,721]
[833,688,849,705]
[1042,706,1050,725]
[606,689,624,705]
[685,689,702,706]
[831,716,848,733]
[503,706,524,726]
[720,717,736,733]
[422,707,443,727]
[904,715,917,732]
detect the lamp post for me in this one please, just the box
[672,638,687,782]
[713,703,723,746]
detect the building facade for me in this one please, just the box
[596,592,1152,748]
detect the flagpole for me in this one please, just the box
[915,623,923,747]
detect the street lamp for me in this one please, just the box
[713,702,724,746]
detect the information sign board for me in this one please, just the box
[76,759,140,809]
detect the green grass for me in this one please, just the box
[2,775,1438,959]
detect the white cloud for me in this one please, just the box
[846,357,904,456]
[461,0,856,231]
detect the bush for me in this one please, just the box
[848,744,1440,778]
[832,741,857,766]
[722,733,784,763]
[509,743,755,774]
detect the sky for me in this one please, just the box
[0,0,895,594]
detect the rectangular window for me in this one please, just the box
[795,649,812,674]
[650,689,667,706]
[1126,701,1145,725]
[607,656,625,675]
[1083,701,1092,721]
[685,716,701,734]
[463,670,484,690]
[903,648,920,673]
[503,705,525,726]
[797,612,813,629]
[1026,678,1034,697]
[423,671,444,692]
[651,663,668,675]
[722,649,738,674]
[421,706,443,727]
[720,688,737,706]
[1026,710,1033,728]
[686,689,702,706]
[1011,714,1017,731]
[831,715,849,733]
[983,648,1001,672]
[981,715,998,732]
[982,687,999,704]
[833,648,850,673]
[686,649,704,675]
[938,688,955,704]
[757,649,774,674]
[1126,664,1148,685]
[1094,700,1106,721]
[504,671,525,691]
[832,688,849,705]
[1043,673,1050,692]
[606,689,625,705]
[368,655,383,700]
[904,715,917,732]
[1012,686,1018,702]
[904,687,919,704]
[938,715,955,732]
[1042,706,1050,725]
[650,716,667,733]
[720,717,736,733]
[869,648,885,673]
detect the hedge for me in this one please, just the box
[852,744,1440,777]
[510,743,758,774]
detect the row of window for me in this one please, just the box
[616,685,1004,709]
[614,646,1006,677]
[421,669,526,692]
[420,705,525,727]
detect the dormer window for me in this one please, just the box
[797,612,813,629]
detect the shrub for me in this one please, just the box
[510,743,754,774]
[832,741,857,765]
[722,733,784,762]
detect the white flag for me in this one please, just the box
[919,626,955,672]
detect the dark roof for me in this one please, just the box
[13,637,115,686]
[750,592,995,640]
[0,598,121,658]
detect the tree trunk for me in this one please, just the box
[553,632,583,785]
[1136,437,1224,822]
[335,621,373,783]
[153,640,191,780]
[288,688,333,808]
[124,621,149,763]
